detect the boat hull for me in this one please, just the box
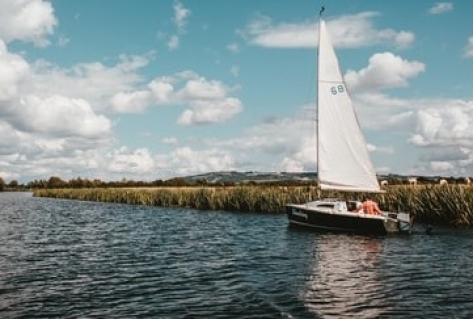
[286,204,409,235]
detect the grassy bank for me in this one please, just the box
[33,185,472,228]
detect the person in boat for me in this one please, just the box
[347,200,362,212]
[357,197,381,215]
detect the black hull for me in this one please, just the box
[286,205,396,236]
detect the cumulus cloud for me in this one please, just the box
[428,2,453,15]
[206,110,317,173]
[0,40,30,101]
[323,82,472,177]
[177,77,228,100]
[148,79,174,103]
[111,91,152,113]
[15,95,112,138]
[0,42,115,142]
[0,121,31,154]
[2,50,202,123]
[243,14,317,48]
[177,97,243,125]
[166,146,235,175]
[412,146,472,177]
[344,52,425,91]
[408,101,472,148]
[0,30,148,182]
[112,71,243,124]
[352,93,472,176]
[29,54,151,110]
[0,0,57,46]
[242,12,415,49]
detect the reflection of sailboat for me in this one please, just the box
[286,10,412,235]
[303,235,387,318]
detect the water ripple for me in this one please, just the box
[0,192,472,318]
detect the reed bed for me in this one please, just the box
[33,184,472,227]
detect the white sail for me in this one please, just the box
[317,20,381,192]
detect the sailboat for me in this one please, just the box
[286,12,412,235]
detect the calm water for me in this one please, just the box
[0,192,472,319]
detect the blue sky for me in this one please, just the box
[0,0,472,183]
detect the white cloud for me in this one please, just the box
[343,91,472,176]
[281,140,317,173]
[0,47,161,164]
[242,12,415,49]
[0,118,115,182]
[167,146,235,175]
[107,147,155,174]
[207,111,317,172]
[412,146,472,177]
[328,13,414,49]
[428,2,453,15]
[408,101,472,148]
[113,72,243,124]
[17,95,112,138]
[27,54,151,110]
[244,14,317,48]
[0,42,146,182]
[177,97,243,125]
[148,79,174,103]
[0,40,30,101]
[345,52,425,91]
[0,45,114,140]
[111,90,152,113]
[0,0,57,46]
[428,161,454,171]
[0,121,30,154]
[177,77,228,100]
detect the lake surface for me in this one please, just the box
[0,192,472,319]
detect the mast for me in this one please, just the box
[316,6,324,188]
[314,7,382,192]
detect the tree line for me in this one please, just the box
[0,175,471,192]
[0,176,314,191]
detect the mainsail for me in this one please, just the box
[317,20,381,192]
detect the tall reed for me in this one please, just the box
[33,184,472,227]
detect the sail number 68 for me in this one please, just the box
[330,85,345,95]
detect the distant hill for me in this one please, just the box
[183,171,317,184]
[181,171,471,185]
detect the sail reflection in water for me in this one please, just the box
[303,235,389,318]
